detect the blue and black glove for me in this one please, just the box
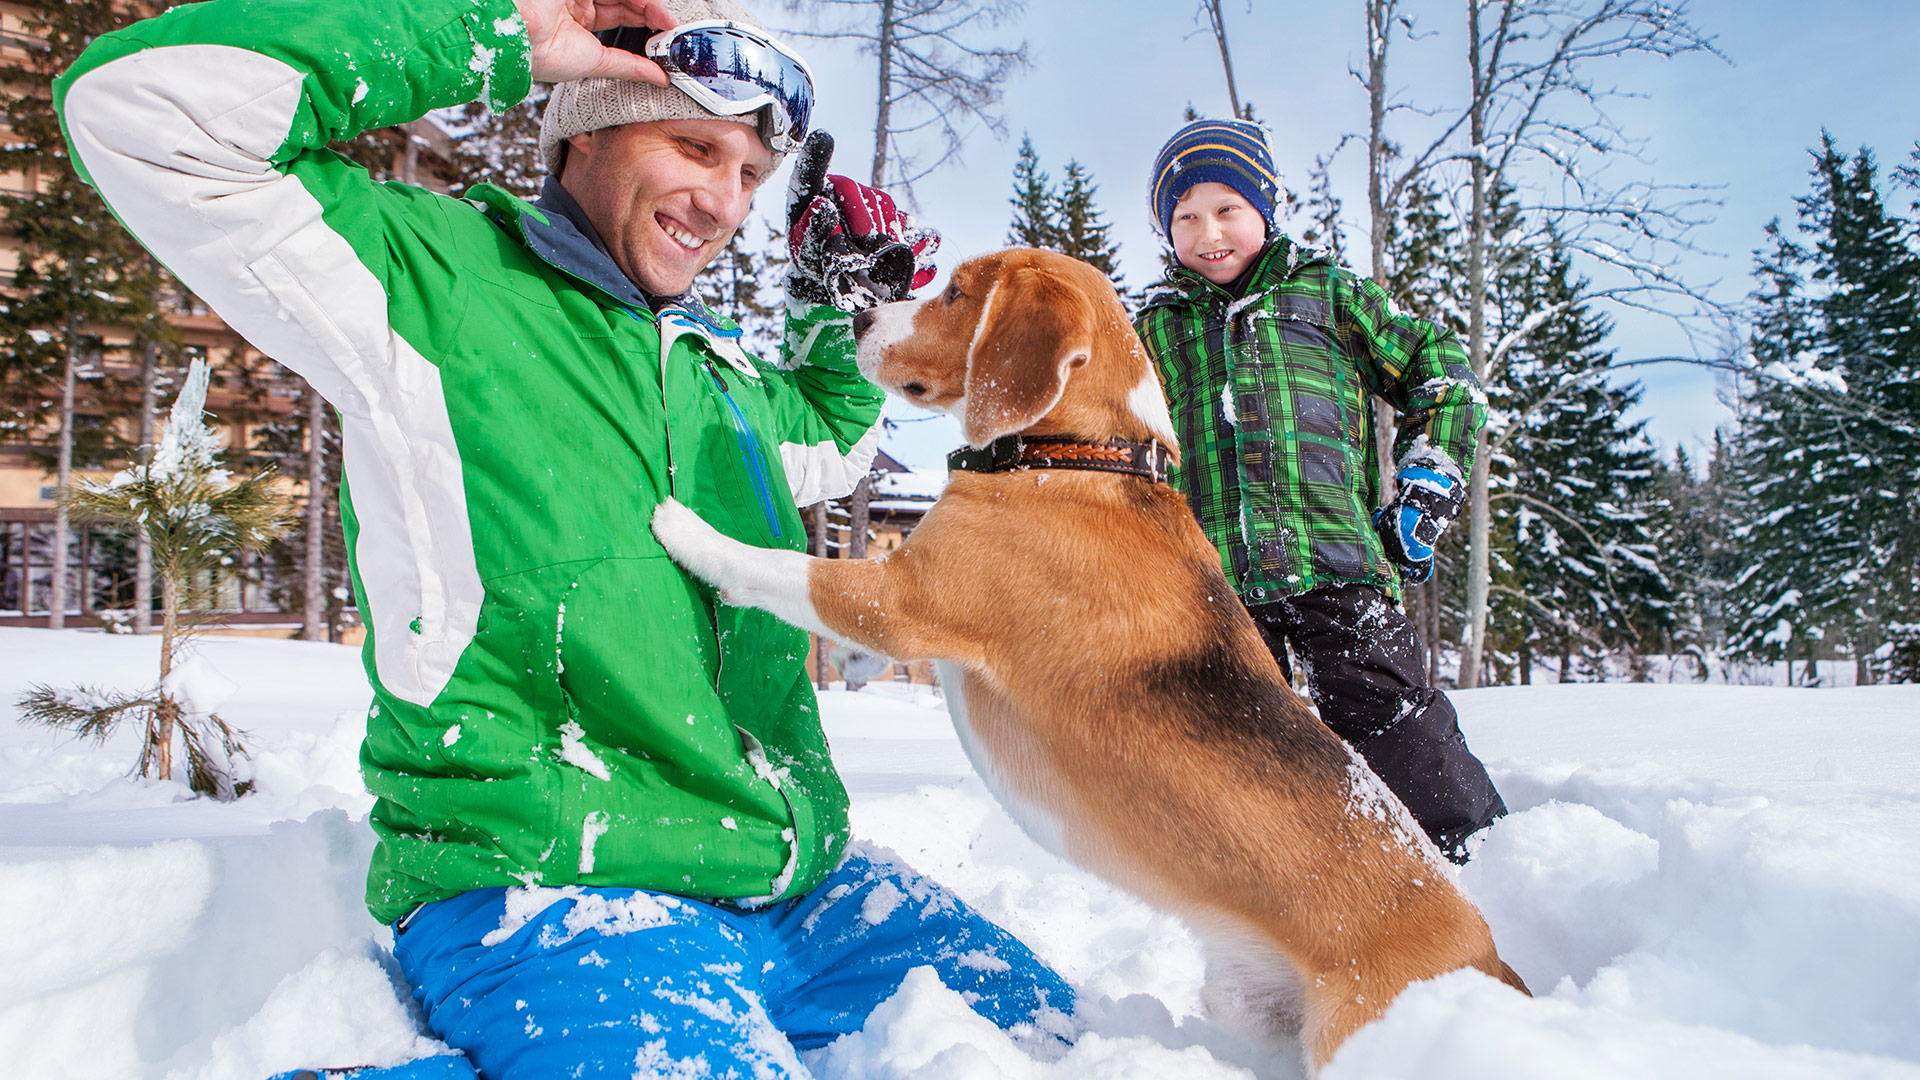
[1372,462,1463,586]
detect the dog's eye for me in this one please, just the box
[943,282,963,304]
[903,382,928,397]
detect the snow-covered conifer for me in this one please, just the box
[1729,136,1920,683]
[16,359,294,796]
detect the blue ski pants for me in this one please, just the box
[280,848,1072,1079]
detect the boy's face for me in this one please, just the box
[1170,182,1267,285]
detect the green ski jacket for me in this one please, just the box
[1135,238,1486,604]
[57,0,883,923]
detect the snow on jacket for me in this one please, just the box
[56,0,884,923]
[1134,237,1486,603]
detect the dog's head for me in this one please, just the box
[853,248,1178,458]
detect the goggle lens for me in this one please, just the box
[596,23,814,153]
[666,29,813,136]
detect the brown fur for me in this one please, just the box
[829,250,1526,1069]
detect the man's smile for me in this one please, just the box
[658,214,711,252]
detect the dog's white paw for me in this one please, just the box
[651,498,737,589]
[651,499,828,634]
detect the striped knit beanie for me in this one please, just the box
[539,0,782,175]
[1148,118,1280,240]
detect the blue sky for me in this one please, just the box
[759,1,1920,470]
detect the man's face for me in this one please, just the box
[1169,181,1268,285]
[561,117,774,297]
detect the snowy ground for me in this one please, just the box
[2,626,1917,1080]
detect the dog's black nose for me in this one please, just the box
[852,308,875,338]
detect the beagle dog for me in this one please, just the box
[652,248,1527,1072]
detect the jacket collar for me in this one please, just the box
[466,180,759,377]
[1139,235,1331,313]
[468,177,727,324]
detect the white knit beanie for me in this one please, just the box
[539,0,786,175]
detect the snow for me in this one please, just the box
[3,628,1920,1079]
[160,654,239,718]
[137,358,221,487]
[872,466,947,500]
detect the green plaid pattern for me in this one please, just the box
[1135,238,1485,602]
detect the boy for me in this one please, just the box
[1133,119,1507,861]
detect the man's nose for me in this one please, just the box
[691,173,750,225]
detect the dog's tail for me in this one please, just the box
[1479,956,1531,996]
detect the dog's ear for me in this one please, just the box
[963,266,1094,447]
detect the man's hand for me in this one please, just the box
[1372,462,1463,586]
[517,0,679,84]
[785,131,941,314]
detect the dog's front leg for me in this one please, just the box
[653,499,947,664]
[652,499,837,640]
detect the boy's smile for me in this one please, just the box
[1170,181,1269,285]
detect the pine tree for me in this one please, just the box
[694,218,790,362]
[1007,135,1058,249]
[442,88,550,199]
[1647,437,1740,679]
[1728,136,1920,684]
[1052,160,1124,289]
[1486,235,1675,683]
[16,360,295,797]
[251,390,352,641]
[0,0,164,627]
[1298,154,1346,264]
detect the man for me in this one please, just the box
[57,0,1070,1075]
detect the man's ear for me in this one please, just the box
[962,267,1093,447]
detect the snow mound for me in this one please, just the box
[3,628,1919,1079]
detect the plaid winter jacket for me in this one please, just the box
[1134,237,1485,603]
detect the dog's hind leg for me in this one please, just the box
[1189,915,1307,1043]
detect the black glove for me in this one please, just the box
[785,131,940,313]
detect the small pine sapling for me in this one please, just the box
[16,359,295,798]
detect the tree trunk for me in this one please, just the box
[302,383,328,642]
[1204,0,1244,118]
[154,574,180,780]
[134,338,157,634]
[848,476,872,559]
[858,0,895,548]
[1459,0,1492,689]
[1365,0,1390,282]
[1423,579,1441,683]
[810,501,829,689]
[49,316,82,629]
[870,0,895,187]
[1365,0,1400,505]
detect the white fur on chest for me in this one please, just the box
[936,661,1073,860]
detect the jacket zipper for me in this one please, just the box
[704,360,784,541]
[626,306,783,540]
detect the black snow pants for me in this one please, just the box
[1249,583,1507,861]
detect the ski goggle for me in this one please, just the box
[598,21,815,154]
